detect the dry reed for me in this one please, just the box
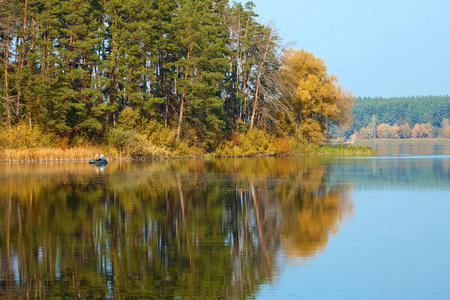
[0,147,124,162]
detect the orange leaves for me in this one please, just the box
[280,48,354,144]
[411,123,434,138]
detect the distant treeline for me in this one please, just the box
[357,120,449,139]
[337,96,450,139]
[352,96,449,130]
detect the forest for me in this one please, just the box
[338,96,450,139]
[0,0,356,158]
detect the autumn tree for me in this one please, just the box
[391,124,400,139]
[438,118,449,138]
[399,122,411,138]
[278,48,354,144]
[359,127,369,139]
[412,124,423,138]
[444,127,450,138]
[376,124,389,139]
[376,123,400,139]
[421,123,435,138]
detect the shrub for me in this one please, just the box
[0,123,55,150]
[107,128,169,158]
[215,129,277,157]
[273,136,296,155]
[107,128,134,152]
[214,140,235,157]
[118,107,140,130]
[139,119,177,148]
[238,129,275,155]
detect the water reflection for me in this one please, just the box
[329,156,450,189]
[358,140,450,156]
[0,158,352,298]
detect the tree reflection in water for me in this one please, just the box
[0,157,352,298]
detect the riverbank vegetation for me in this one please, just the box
[1,0,364,160]
[304,144,376,156]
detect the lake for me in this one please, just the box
[1,141,449,299]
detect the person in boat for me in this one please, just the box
[99,154,105,161]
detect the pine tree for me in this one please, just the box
[0,0,20,127]
[174,0,229,147]
[52,0,105,137]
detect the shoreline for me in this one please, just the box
[0,144,377,162]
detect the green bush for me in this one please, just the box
[107,128,133,151]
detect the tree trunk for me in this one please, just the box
[177,92,185,138]
[250,33,272,129]
[4,35,10,127]
[176,45,191,139]
[16,0,28,117]
[28,106,32,128]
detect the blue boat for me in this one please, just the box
[89,159,108,166]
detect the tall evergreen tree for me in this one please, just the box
[54,0,105,137]
[174,0,229,147]
[0,0,20,127]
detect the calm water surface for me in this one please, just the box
[1,142,449,299]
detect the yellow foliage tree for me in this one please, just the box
[411,124,422,138]
[359,127,369,139]
[391,124,400,139]
[400,122,411,138]
[445,127,450,138]
[279,49,354,144]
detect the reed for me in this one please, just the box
[301,144,377,156]
[0,144,376,161]
[0,147,123,162]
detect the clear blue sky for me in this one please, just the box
[250,0,450,97]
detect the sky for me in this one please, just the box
[250,0,450,97]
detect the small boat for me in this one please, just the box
[89,159,108,166]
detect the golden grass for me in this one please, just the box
[300,144,377,156]
[0,147,125,162]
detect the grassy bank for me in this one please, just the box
[0,124,376,162]
[0,144,376,162]
[0,147,123,162]
[298,144,377,156]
